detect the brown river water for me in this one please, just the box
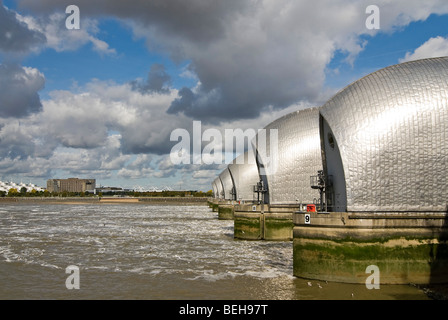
[0,203,431,301]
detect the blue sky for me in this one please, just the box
[22,18,195,99]
[326,13,448,89]
[1,1,448,191]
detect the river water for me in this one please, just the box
[0,203,430,300]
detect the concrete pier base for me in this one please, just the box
[218,204,234,220]
[234,204,297,241]
[208,199,238,218]
[208,199,220,212]
[293,211,448,285]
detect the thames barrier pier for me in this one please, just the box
[210,56,448,285]
[293,57,448,284]
[218,107,322,240]
[233,204,296,241]
[293,211,448,284]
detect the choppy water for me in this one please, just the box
[0,203,429,300]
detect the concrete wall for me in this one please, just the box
[233,204,297,241]
[293,211,448,284]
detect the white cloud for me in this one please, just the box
[16,11,116,55]
[192,170,217,179]
[0,78,198,186]
[400,36,448,62]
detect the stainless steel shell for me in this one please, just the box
[320,57,448,212]
[227,149,259,202]
[215,176,224,199]
[211,178,219,198]
[254,107,322,205]
[219,167,234,200]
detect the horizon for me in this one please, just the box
[1,1,448,191]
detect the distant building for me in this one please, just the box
[46,178,96,193]
[0,180,45,193]
[94,186,133,195]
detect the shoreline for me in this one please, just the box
[0,196,210,206]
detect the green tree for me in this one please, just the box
[8,188,19,197]
[20,187,28,196]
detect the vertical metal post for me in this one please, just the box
[311,170,327,212]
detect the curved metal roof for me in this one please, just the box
[227,149,259,202]
[253,107,322,205]
[218,168,234,200]
[214,176,224,199]
[211,179,219,198]
[320,57,448,212]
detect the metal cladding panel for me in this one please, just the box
[254,107,322,205]
[219,168,234,200]
[320,57,448,212]
[215,176,224,199]
[227,149,260,201]
[211,179,219,198]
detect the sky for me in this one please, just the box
[0,0,448,191]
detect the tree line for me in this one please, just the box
[0,188,213,198]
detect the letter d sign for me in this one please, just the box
[66,265,80,289]
[365,265,380,289]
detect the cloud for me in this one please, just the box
[33,79,190,155]
[0,63,45,118]
[400,36,448,62]
[130,63,171,94]
[16,10,116,55]
[0,4,45,55]
[7,0,448,190]
[17,0,448,123]
[0,155,51,177]
[124,0,448,122]
[0,77,188,179]
[0,121,35,160]
[0,75,308,189]
[17,0,250,44]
